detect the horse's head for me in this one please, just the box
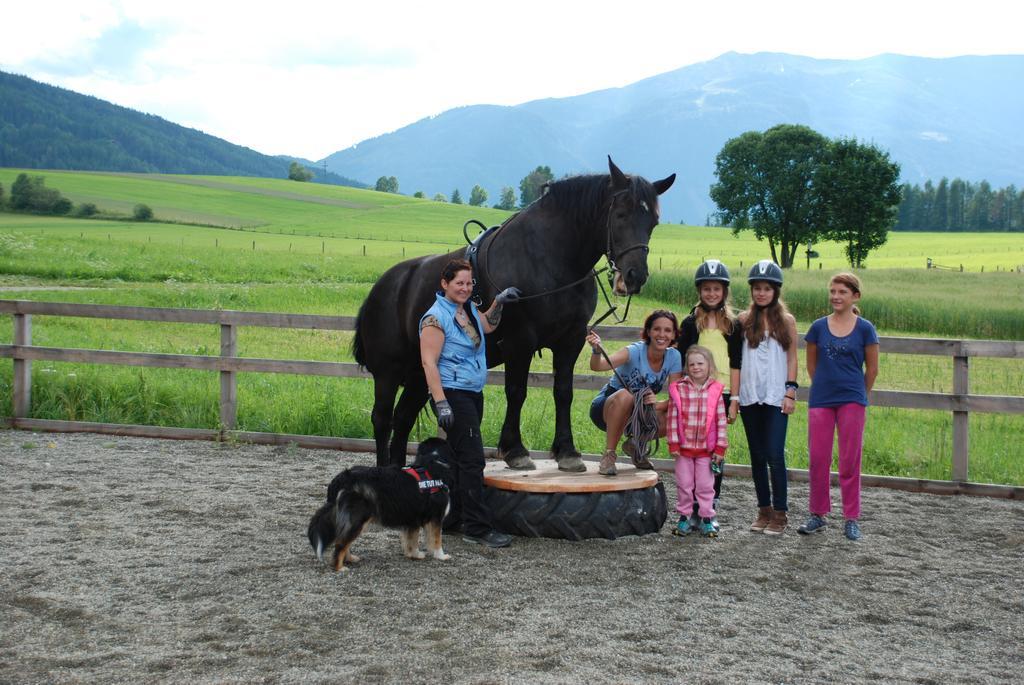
[605,156,675,295]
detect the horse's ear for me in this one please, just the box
[607,156,629,190]
[652,173,676,196]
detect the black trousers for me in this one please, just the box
[441,388,493,537]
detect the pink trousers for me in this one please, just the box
[675,455,716,519]
[807,404,866,520]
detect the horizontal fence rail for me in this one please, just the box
[3,299,1022,499]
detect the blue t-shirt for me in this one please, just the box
[805,316,879,407]
[606,341,682,395]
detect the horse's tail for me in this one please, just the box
[352,298,369,369]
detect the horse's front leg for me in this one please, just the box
[549,340,586,472]
[496,349,535,471]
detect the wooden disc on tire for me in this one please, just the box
[483,458,667,540]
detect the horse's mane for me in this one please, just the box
[537,173,659,230]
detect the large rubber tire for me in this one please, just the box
[484,482,667,540]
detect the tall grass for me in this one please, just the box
[1,170,1023,485]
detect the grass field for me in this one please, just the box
[2,169,1023,485]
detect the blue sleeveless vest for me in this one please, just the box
[420,292,488,392]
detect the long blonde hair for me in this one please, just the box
[694,288,738,335]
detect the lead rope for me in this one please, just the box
[590,339,660,461]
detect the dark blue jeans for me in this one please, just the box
[739,402,789,511]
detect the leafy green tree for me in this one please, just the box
[413,191,426,199]
[374,176,399,193]
[519,165,554,207]
[75,202,99,217]
[133,203,154,221]
[0,182,5,209]
[710,124,830,267]
[494,186,516,210]
[433,193,447,202]
[820,138,902,268]
[288,162,313,182]
[468,185,488,207]
[451,188,463,205]
[9,173,71,214]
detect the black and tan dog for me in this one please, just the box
[307,437,455,572]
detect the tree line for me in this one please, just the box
[0,173,153,221]
[894,178,1023,232]
[375,165,553,211]
[711,124,902,268]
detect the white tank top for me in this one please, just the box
[739,335,787,407]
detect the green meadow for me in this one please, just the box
[1,169,1022,485]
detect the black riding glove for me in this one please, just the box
[435,399,454,430]
[495,287,521,304]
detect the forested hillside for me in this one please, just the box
[0,71,364,187]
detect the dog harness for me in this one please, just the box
[403,467,447,494]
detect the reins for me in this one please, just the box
[462,188,638,327]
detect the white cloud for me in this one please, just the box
[1,0,1021,159]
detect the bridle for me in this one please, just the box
[463,189,652,326]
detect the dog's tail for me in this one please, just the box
[308,502,334,563]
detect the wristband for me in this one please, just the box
[590,348,600,355]
[785,381,799,390]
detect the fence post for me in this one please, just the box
[220,324,237,432]
[13,314,32,418]
[952,352,969,481]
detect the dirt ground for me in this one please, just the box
[2,430,1022,685]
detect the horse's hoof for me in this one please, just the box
[556,456,587,473]
[504,454,536,471]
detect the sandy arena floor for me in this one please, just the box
[2,430,1022,684]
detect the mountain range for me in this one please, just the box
[3,52,1022,224]
[324,52,1024,223]
[0,70,364,188]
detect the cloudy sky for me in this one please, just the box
[2,0,1020,161]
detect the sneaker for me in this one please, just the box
[844,520,862,541]
[672,516,694,537]
[764,510,788,536]
[462,530,513,548]
[700,517,718,538]
[598,449,618,476]
[797,514,828,535]
[622,438,654,470]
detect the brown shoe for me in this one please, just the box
[622,438,654,470]
[764,510,788,536]
[598,449,618,476]
[750,506,772,532]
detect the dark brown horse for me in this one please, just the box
[353,157,675,469]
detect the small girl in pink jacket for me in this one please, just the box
[665,345,728,537]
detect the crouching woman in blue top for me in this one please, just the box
[419,258,520,549]
[585,310,683,476]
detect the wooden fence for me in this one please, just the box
[3,299,1023,499]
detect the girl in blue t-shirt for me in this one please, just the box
[799,273,879,541]
[586,310,683,476]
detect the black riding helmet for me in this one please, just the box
[748,259,784,285]
[694,259,731,285]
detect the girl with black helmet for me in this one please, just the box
[737,259,799,535]
[674,259,743,533]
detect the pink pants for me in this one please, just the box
[675,455,716,519]
[807,404,866,520]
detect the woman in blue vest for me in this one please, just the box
[419,258,520,548]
